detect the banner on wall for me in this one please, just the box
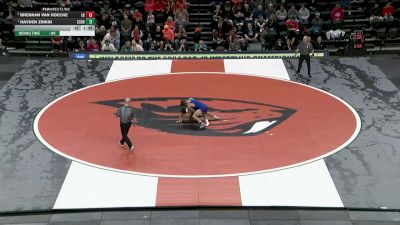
[70,51,327,60]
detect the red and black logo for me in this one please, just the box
[95,97,296,136]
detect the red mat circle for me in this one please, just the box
[35,73,360,177]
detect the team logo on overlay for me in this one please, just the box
[95,97,297,136]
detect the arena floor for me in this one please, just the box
[0,56,399,224]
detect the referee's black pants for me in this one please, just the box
[296,54,311,76]
[120,122,133,148]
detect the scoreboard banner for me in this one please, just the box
[70,51,328,60]
[15,18,96,25]
[14,8,95,36]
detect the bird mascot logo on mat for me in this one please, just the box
[94,97,297,136]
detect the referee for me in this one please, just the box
[115,98,135,151]
[295,35,314,78]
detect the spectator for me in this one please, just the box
[132,40,144,51]
[87,37,99,51]
[131,25,143,46]
[253,5,266,20]
[177,39,187,51]
[236,23,244,38]
[228,26,238,44]
[152,25,164,48]
[147,11,156,25]
[266,0,277,5]
[248,0,258,12]
[370,3,384,25]
[165,16,176,30]
[174,25,187,49]
[286,17,299,32]
[244,23,258,43]
[308,12,323,34]
[102,25,120,49]
[298,4,310,24]
[212,20,226,49]
[0,38,8,56]
[175,13,187,28]
[265,3,276,19]
[154,0,167,12]
[274,38,287,50]
[230,37,241,51]
[149,40,157,51]
[165,0,175,17]
[0,11,5,24]
[213,4,224,24]
[313,36,326,50]
[109,0,124,11]
[260,29,272,50]
[255,16,266,33]
[287,4,299,20]
[331,4,344,23]
[18,0,32,7]
[155,6,167,23]
[194,39,208,51]
[286,37,295,50]
[162,24,175,44]
[99,1,111,14]
[64,36,76,52]
[132,13,144,29]
[224,2,234,20]
[266,14,279,32]
[233,4,245,25]
[142,26,152,50]
[96,25,107,42]
[134,0,145,12]
[174,0,189,14]
[52,36,63,52]
[276,5,287,21]
[102,39,117,51]
[60,0,71,8]
[211,0,224,8]
[71,0,81,8]
[76,40,86,51]
[121,15,132,44]
[193,25,202,44]
[145,0,156,12]
[243,4,253,23]
[109,14,121,29]
[133,9,143,24]
[382,2,395,22]
[99,14,111,29]
[223,17,234,33]
[231,0,242,7]
[175,4,189,22]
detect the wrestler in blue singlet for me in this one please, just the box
[190,99,208,113]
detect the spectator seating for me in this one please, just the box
[1,0,400,55]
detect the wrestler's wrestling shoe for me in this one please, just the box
[205,119,210,127]
[199,121,206,130]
